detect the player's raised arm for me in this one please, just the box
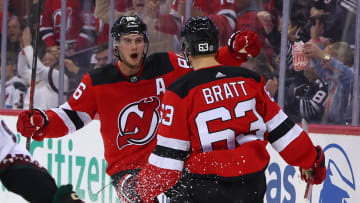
[17,73,96,140]
[216,30,262,66]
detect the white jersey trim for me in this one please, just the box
[236,134,259,145]
[266,109,288,132]
[76,111,92,126]
[51,103,76,133]
[148,153,184,171]
[41,33,54,40]
[157,134,190,151]
[59,102,92,128]
[271,124,302,152]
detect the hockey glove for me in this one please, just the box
[300,146,326,184]
[52,184,85,203]
[118,174,143,203]
[228,30,262,60]
[17,109,48,141]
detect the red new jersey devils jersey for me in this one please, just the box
[38,43,245,177]
[40,52,191,176]
[137,66,318,201]
[40,0,92,50]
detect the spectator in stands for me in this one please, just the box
[292,67,329,123]
[6,16,22,56]
[240,50,279,97]
[0,1,10,33]
[169,0,236,47]
[235,0,279,62]
[311,0,356,45]
[95,0,133,23]
[92,43,109,69]
[95,0,179,54]
[81,0,109,45]
[18,27,79,109]
[257,0,313,55]
[136,0,179,53]
[39,0,95,84]
[307,8,330,48]
[256,0,325,123]
[304,41,354,124]
[0,53,26,109]
[7,0,33,25]
[40,0,95,55]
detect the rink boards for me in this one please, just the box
[1,112,360,203]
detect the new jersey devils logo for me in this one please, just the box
[53,8,73,32]
[117,97,160,150]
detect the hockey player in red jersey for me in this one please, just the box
[16,15,261,201]
[117,16,327,203]
[0,116,84,203]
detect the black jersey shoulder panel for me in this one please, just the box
[90,53,175,85]
[90,64,125,86]
[141,52,175,80]
[168,66,261,98]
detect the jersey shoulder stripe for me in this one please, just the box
[168,66,261,98]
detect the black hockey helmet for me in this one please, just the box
[111,15,148,42]
[111,15,149,62]
[180,16,219,56]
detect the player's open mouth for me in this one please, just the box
[131,53,138,59]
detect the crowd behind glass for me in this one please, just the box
[1,0,359,126]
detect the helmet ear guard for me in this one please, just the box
[180,16,219,56]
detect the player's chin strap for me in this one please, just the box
[182,49,193,69]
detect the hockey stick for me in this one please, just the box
[26,0,44,151]
[67,45,99,58]
[301,118,313,202]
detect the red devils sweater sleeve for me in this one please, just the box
[259,77,317,169]
[137,163,181,202]
[40,0,57,47]
[41,73,97,138]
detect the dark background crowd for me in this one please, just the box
[0,0,359,126]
